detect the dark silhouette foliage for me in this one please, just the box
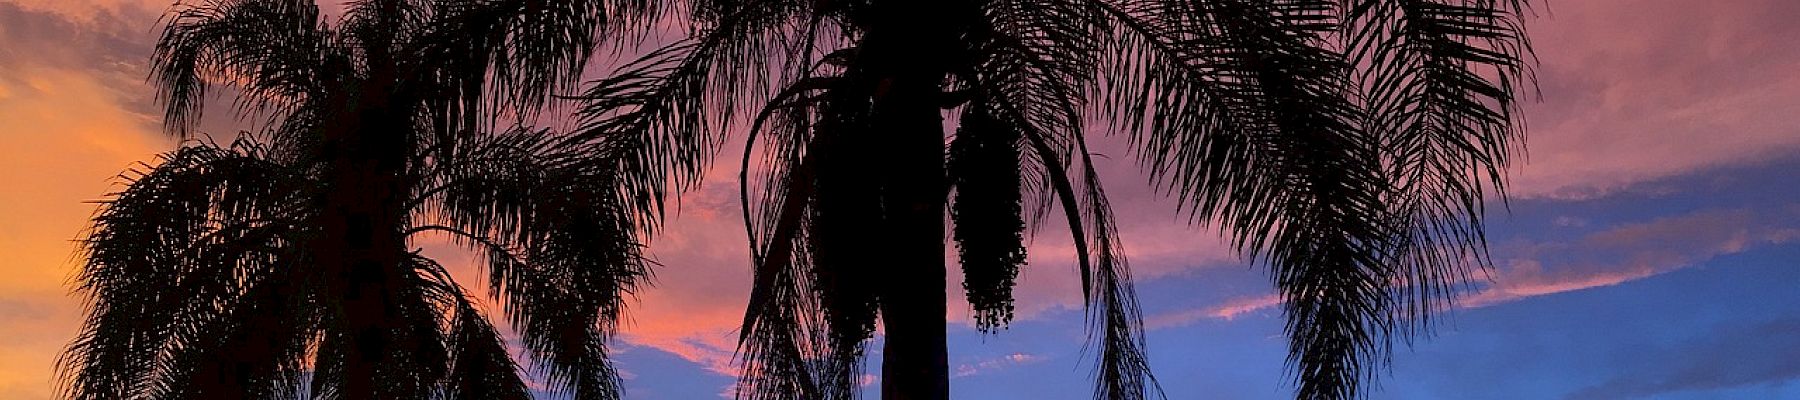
[566,0,1535,399]
[61,0,669,398]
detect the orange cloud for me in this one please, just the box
[0,4,199,397]
[0,53,171,400]
[2,0,163,22]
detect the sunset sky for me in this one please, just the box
[3,1,1799,399]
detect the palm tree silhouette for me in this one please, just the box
[60,0,664,398]
[568,0,1533,399]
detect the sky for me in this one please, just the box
[2,1,1798,399]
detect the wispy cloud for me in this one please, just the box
[1565,318,1800,399]
[953,353,1044,378]
[1152,206,1800,328]
[1467,208,1800,306]
[1145,294,1282,329]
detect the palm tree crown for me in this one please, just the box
[567,0,1533,399]
[62,0,669,398]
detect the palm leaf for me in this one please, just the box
[63,138,313,399]
[153,0,335,136]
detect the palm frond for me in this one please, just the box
[420,128,647,400]
[565,1,829,226]
[1074,154,1160,400]
[1096,1,1431,399]
[147,263,316,400]
[392,252,536,400]
[733,77,847,400]
[411,0,669,127]
[438,299,533,400]
[565,14,857,398]
[973,0,1105,232]
[153,0,335,136]
[1341,0,1534,331]
[734,165,827,399]
[306,250,454,400]
[567,40,721,226]
[62,138,313,399]
[984,79,1162,400]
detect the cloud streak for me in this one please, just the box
[1565,318,1800,399]
[953,353,1043,379]
[1154,206,1800,328]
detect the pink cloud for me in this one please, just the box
[1509,0,1800,198]
[616,178,755,379]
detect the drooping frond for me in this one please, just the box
[565,0,831,226]
[1099,0,1531,398]
[419,128,649,400]
[733,73,859,400]
[439,299,533,400]
[304,250,455,400]
[1074,152,1161,400]
[1340,0,1534,329]
[62,138,314,400]
[950,0,1108,331]
[153,0,336,136]
[951,6,1166,396]
[402,254,536,400]
[568,40,723,226]
[412,0,670,127]
[734,160,827,399]
[988,83,1162,400]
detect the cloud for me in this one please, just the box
[614,176,756,378]
[0,4,179,398]
[1153,206,1800,328]
[1508,0,1800,199]
[1466,207,1800,306]
[1565,318,1800,399]
[953,352,1043,378]
[1145,294,1281,329]
[0,0,165,23]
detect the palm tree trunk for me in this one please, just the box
[314,82,412,398]
[872,75,949,399]
[862,2,959,398]
[316,109,411,399]
[319,3,411,396]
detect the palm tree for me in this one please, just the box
[60,0,666,398]
[568,0,1533,399]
